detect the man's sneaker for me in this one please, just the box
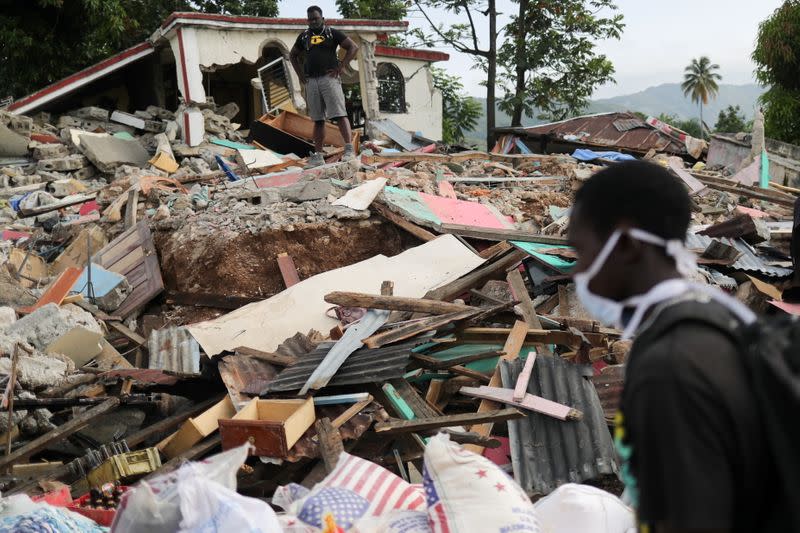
[304,152,325,168]
[342,143,356,161]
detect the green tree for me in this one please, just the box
[681,56,722,138]
[498,0,623,125]
[652,112,702,138]
[0,0,278,100]
[336,0,407,21]
[752,1,800,145]
[431,67,482,145]
[714,105,748,133]
[412,0,500,148]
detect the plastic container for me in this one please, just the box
[67,486,128,527]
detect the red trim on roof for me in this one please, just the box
[176,28,192,102]
[161,12,408,29]
[374,45,449,62]
[7,42,153,112]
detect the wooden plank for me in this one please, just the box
[478,241,512,260]
[388,378,441,417]
[373,408,524,435]
[17,267,83,315]
[19,193,96,217]
[465,320,528,454]
[125,395,225,448]
[361,308,480,349]
[424,249,527,302]
[325,292,475,315]
[692,174,796,207]
[372,203,436,242]
[124,188,139,229]
[277,252,301,288]
[449,365,491,384]
[460,385,583,421]
[107,321,146,345]
[506,269,542,329]
[0,398,119,471]
[410,350,503,370]
[513,350,537,402]
[558,284,570,316]
[439,223,570,245]
[426,380,445,410]
[315,418,344,473]
[457,327,607,348]
[330,395,373,428]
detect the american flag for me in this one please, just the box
[423,464,450,533]
[295,452,426,529]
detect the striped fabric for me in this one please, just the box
[291,452,426,530]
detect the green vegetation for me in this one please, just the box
[681,56,722,138]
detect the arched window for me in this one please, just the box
[377,62,406,113]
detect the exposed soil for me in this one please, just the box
[155,218,417,300]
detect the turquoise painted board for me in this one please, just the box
[512,241,575,273]
[70,263,126,298]
[210,137,256,151]
[383,186,442,226]
[112,132,135,140]
[422,343,537,374]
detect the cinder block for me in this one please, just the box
[8,115,33,136]
[32,143,69,160]
[37,154,89,172]
[70,166,96,181]
[70,106,109,121]
[56,116,83,129]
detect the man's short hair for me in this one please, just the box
[574,160,691,241]
[307,5,323,15]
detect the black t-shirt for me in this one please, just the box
[293,27,347,78]
[616,297,786,532]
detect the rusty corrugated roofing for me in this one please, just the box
[498,112,687,155]
[148,326,201,374]
[590,364,625,423]
[686,233,794,278]
[260,337,429,394]
[500,355,618,496]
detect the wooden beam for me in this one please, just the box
[277,252,301,288]
[324,292,475,315]
[362,308,481,349]
[124,188,139,230]
[478,241,513,260]
[461,385,583,421]
[410,350,504,370]
[513,351,537,402]
[448,365,491,384]
[107,321,146,346]
[506,269,542,329]
[18,193,97,217]
[0,398,119,471]
[439,224,570,245]
[315,418,343,473]
[424,249,527,302]
[692,174,796,207]
[388,379,441,417]
[421,429,502,448]
[457,326,607,347]
[330,395,374,428]
[372,203,436,242]
[373,408,524,434]
[465,320,528,454]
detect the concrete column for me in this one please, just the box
[357,39,380,138]
[168,27,206,146]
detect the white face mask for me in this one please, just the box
[573,228,698,331]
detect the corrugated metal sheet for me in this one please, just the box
[148,326,201,374]
[371,119,427,151]
[497,112,686,155]
[261,337,430,394]
[275,331,319,357]
[500,356,618,496]
[299,309,389,395]
[219,355,279,410]
[686,233,793,278]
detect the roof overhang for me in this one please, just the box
[6,42,155,115]
[375,45,448,62]
[155,12,408,41]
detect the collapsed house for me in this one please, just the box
[6,12,449,143]
[0,13,797,530]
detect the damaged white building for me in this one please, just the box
[6,12,449,143]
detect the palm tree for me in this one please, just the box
[681,56,722,139]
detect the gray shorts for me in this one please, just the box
[306,75,347,122]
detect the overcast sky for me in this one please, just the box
[281,0,783,99]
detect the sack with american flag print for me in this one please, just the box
[287,451,426,531]
[423,433,540,533]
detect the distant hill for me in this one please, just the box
[464,83,765,148]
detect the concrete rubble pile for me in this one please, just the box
[0,99,797,531]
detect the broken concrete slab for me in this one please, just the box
[7,303,102,351]
[49,178,87,198]
[0,307,17,331]
[278,179,334,202]
[70,106,109,122]
[0,353,70,391]
[0,122,29,157]
[78,134,150,173]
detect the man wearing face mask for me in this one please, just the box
[568,161,786,532]
[290,6,358,167]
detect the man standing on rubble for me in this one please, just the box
[567,161,787,532]
[290,6,358,168]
